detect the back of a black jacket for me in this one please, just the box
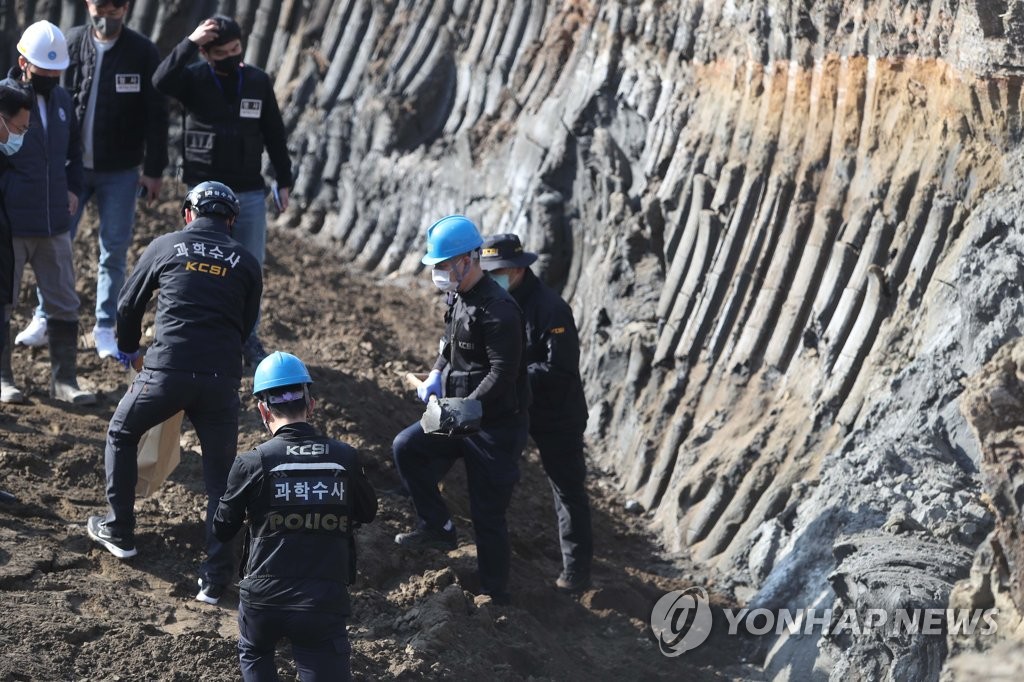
[213,423,378,614]
[115,215,262,378]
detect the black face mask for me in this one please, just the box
[213,54,242,74]
[92,15,123,39]
[30,74,59,97]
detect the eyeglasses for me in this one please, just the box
[1,116,28,135]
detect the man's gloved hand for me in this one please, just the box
[116,349,143,371]
[417,369,443,404]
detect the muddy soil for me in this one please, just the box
[0,197,755,681]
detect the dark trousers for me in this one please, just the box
[533,429,593,577]
[393,416,527,599]
[238,601,350,682]
[104,368,240,583]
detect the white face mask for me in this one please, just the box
[491,273,510,290]
[431,268,458,292]
[0,117,25,156]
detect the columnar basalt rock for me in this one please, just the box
[8,0,1024,677]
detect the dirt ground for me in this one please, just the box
[0,197,757,680]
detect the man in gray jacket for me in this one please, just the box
[0,21,93,405]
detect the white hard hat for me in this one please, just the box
[17,21,69,71]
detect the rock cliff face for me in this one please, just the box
[7,0,1024,678]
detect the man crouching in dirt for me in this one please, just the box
[86,182,262,606]
[213,351,377,681]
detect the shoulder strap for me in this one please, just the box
[251,443,270,498]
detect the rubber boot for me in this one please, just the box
[1,319,25,404]
[48,320,96,405]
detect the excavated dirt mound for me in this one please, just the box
[0,199,752,680]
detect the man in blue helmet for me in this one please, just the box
[392,215,530,605]
[214,351,377,681]
[86,181,262,606]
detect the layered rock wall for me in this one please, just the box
[5,0,1024,678]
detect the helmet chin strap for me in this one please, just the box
[450,255,471,291]
[258,400,274,435]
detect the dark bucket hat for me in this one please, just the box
[480,233,538,270]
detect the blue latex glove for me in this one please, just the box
[116,349,142,370]
[417,369,443,403]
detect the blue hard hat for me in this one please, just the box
[421,215,484,265]
[253,351,312,395]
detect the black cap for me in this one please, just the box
[480,233,538,270]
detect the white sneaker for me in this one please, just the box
[93,326,118,359]
[0,380,24,404]
[14,316,47,347]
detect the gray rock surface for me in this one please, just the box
[6,0,1024,678]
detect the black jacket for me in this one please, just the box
[64,25,169,177]
[153,38,293,192]
[0,70,83,238]
[510,269,588,433]
[433,273,530,423]
[0,187,12,306]
[212,422,378,614]
[115,215,262,378]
